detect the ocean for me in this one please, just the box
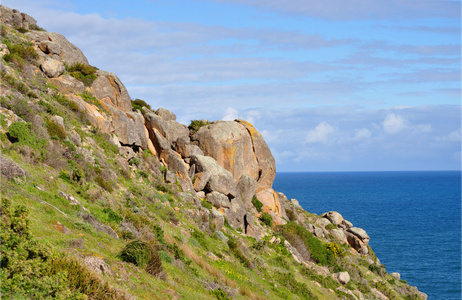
[273,171,461,300]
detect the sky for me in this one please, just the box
[4,0,461,171]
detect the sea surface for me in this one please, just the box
[273,171,461,300]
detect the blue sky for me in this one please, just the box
[5,0,461,171]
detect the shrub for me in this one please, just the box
[326,242,344,257]
[46,120,67,140]
[4,42,38,68]
[0,199,86,299]
[259,212,273,227]
[118,240,163,276]
[251,196,263,212]
[278,222,338,268]
[7,121,35,145]
[227,237,251,268]
[188,120,210,134]
[67,63,97,86]
[325,223,338,230]
[95,175,113,192]
[211,288,231,300]
[131,99,151,112]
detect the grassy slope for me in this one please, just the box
[0,22,425,300]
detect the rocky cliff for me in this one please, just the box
[0,6,427,300]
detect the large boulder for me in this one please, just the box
[192,120,276,199]
[27,31,89,65]
[345,227,370,254]
[41,58,65,78]
[191,155,238,198]
[236,119,276,193]
[322,211,345,225]
[69,95,113,134]
[237,174,257,210]
[0,7,37,30]
[90,71,132,112]
[50,75,85,94]
[192,121,259,184]
[255,188,287,219]
[103,104,147,149]
[156,108,176,121]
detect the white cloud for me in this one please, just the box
[305,121,334,144]
[222,107,240,121]
[354,128,372,140]
[382,113,407,134]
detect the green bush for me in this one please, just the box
[4,42,38,68]
[251,196,263,212]
[118,240,163,276]
[325,223,338,230]
[259,212,273,227]
[278,222,338,268]
[67,63,97,86]
[0,199,86,299]
[46,120,67,140]
[95,175,113,192]
[7,121,35,145]
[227,237,251,268]
[188,120,210,134]
[211,288,231,300]
[131,99,151,112]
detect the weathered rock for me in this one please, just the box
[337,287,359,300]
[316,217,332,228]
[167,120,189,145]
[0,6,37,30]
[256,188,286,218]
[149,128,170,154]
[390,272,401,280]
[284,240,305,264]
[237,174,258,210]
[189,145,204,157]
[38,41,61,55]
[211,207,224,232]
[216,231,228,243]
[84,256,112,276]
[322,211,344,225]
[50,75,85,94]
[69,95,113,134]
[173,136,190,158]
[193,120,259,184]
[103,105,148,150]
[336,271,350,285]
[156,108,176,121]
[342,220,353,228]
[330,229,348,244]
[290,198,302,209]
[191,155,238,198]
[50,115,65,130]
[347,227,370,243]
[145,112,169,138]
[0,154,26,179]
[27,31,89,65]
[313,227,324,238]
[118,146,136,160]
[345,231,369,254]
[236,119,276,192]
[160,149,191,183]
[90,71,132,112]
[206,191,231,209]
[41,58,65,78]
[193,171,212,192]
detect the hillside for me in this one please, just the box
[0,6,427,300]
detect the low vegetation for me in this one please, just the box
[0,14,427,300]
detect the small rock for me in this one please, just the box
[390,272,401,280]
[216,231,228,243]
[336,271,350,285]
[53,221,72,234]
[269,236,277,243]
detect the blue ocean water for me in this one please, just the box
[273,171,461,300]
